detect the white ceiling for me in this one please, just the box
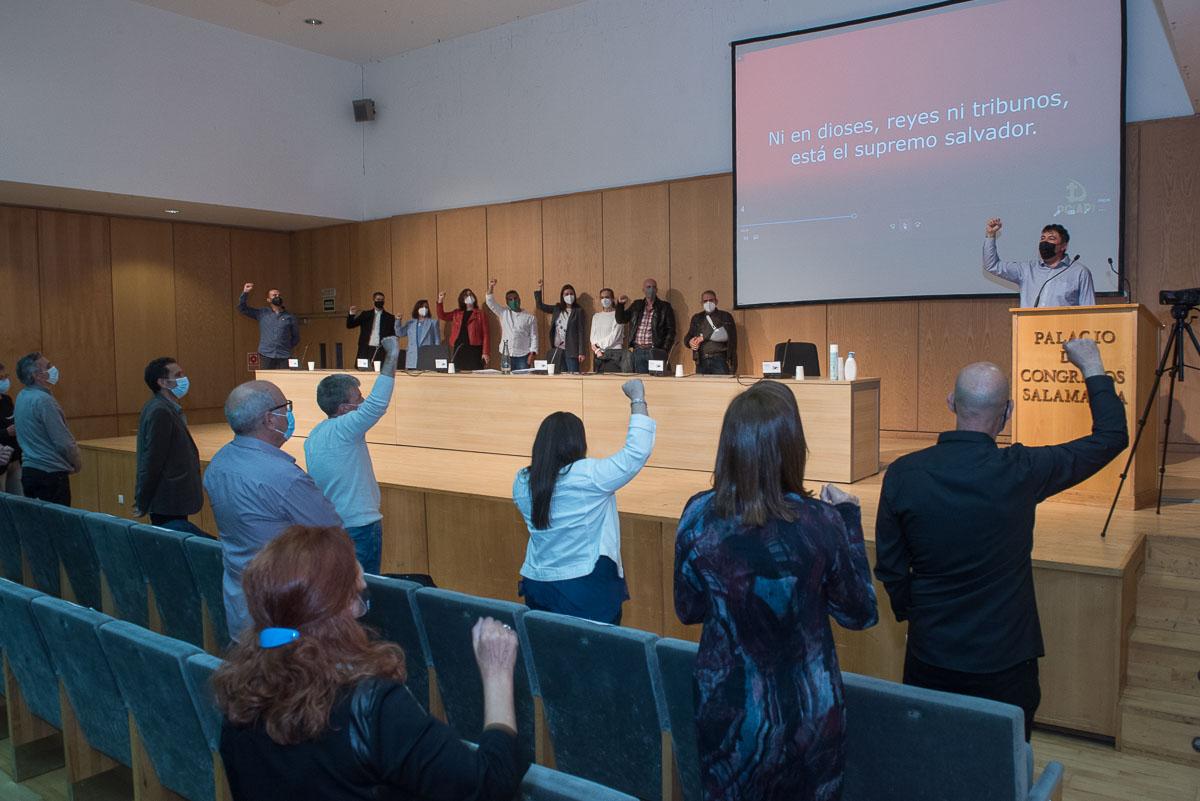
[132,0,586,63]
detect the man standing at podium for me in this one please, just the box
[238,282,300,369]
[983,219,1095,308]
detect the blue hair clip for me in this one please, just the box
[259,627,300,649]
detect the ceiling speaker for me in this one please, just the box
[352,98,376,122]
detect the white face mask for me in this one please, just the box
[0,379,9,394]
[703,301,717,314]
[601,297,613,309]
[418,307,429,317]
[45,366,60,385]
[563,294,575,305]
[464,296,475,308]
[169,376,190,399]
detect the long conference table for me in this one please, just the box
[72,369,1147,739]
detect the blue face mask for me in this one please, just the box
[271,408,295,441]
[0,379,9,394]
[169,376,190,399]
[46,366,60,385]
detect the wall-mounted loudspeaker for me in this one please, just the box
[352,98,376,122]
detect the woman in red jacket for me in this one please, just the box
[437,288,491,371]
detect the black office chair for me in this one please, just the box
[774,341,821,377]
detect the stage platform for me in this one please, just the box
[73,415,1200,739]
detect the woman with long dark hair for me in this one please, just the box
[513,379,654,623]
[437,288,490,371]
[395,298,441,369]
[214,525,527,800]
[674,380,877,801]
[533,279,586,373]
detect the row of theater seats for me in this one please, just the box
[0,494,1064,801]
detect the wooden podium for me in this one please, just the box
[1011,303,1162,509]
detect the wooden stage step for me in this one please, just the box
[1119,686,1200,767]
[1146,535,1200,580]
[1127,627,1200,697]
[1136,572,1200,636]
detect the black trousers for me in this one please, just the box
[22,467,71,507]
[260,356,291,370]
[697,354,730,375]
[903,650,1040,741]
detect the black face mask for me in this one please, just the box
[374,300,385,309]
[1038,241,1058,261]
[270,296,284,306]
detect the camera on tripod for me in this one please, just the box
[1159,288,1200,308]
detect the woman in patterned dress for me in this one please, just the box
[674,380,878,800]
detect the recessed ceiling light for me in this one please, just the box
[304,18,323,26]
[164,208,181,214]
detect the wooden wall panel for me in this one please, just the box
[350,219,392,307]
[391,213,439,315]
[230,229,291,377]
[0,207,41,370]
[435,207,488,341]
[740,305,828,378]
[917,299,1013,434]
[542,193,603,366]
[111,218,176,415]
[602,183,670,301]
[828,302,919,430]
[670,176,737,374]
[486,201,543,362]
[173,224,234,408]
[38,210,115,418]
[310,224,352,313]
[290,229,313,313]
[1130,117,1200,445]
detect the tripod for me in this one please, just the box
[1101,301,1200,537]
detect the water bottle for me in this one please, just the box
[829,343,839,380]
[844,352,858,381]
[500,340,511,375]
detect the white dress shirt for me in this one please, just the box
[485,293,539,356]
[369,309,382,346]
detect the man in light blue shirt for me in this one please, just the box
[204,379,340,639]
[13,352,80,505]
[304,336,400,574]
[983,218,1096,308]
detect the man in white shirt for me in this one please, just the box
[304,336,400,574]
[590,287,626,373]
[485,278,539,370]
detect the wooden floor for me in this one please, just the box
[2,730,1196,801]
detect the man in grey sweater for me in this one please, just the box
[13,352,80,505]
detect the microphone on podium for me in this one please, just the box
[1033,254,1078,308]
[297,343,309,369]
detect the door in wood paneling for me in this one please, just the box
[350,219,392,308]
[392,213,439,320]
[311,225,352,314]
[486,201,543,363]
[828,302,919,431]
[231,230,292,374]
[111,218,176,415]
[542,193,603,366]
[173,224,234,409]
[435,207,488,342]
[602,184,670,301]
[670,176,736,374]
[38,210,116,418]
[917,299,1013,433]
[0,207,41,371]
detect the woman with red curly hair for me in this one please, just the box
[214,525,527,800]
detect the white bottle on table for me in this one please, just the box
[844,352,858,381]
[829,344,839,380]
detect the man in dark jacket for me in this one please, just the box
[685,290,738,375]
[615,277,677,374]
[346,291,397,364]
[134,357,204,532]
[874,338,1128,741]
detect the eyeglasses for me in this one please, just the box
[270,400,293,414]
